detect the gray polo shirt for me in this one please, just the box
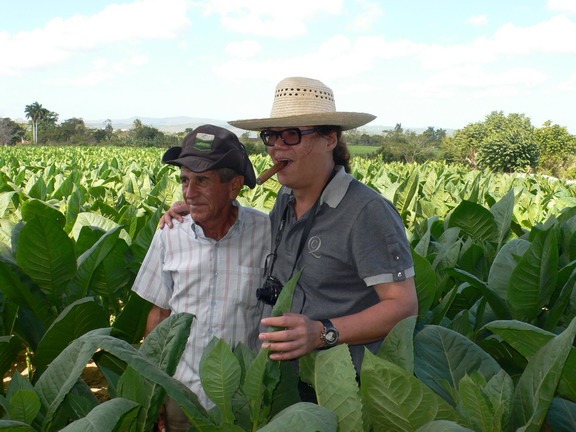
[269,166,414,369]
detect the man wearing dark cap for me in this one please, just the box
[132,124,270,430]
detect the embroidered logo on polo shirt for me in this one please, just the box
[193,133,215,151]
[308,236,321,258]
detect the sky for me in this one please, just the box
[1,0,576,133]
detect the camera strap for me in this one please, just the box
[267,169,336,279]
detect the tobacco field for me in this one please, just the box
[0,146,575,431]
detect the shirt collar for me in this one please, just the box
[279,165,352,209]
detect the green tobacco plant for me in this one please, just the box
[0,314,210,432]
[299,315,576,432]
[0,198,158,382]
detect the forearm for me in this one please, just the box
[145,305,171,336]
[331,278,418,346]
[331,293,417,346]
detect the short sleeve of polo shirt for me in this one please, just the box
[350,196,414,286]
[132,229,174,309]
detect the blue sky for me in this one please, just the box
[1,0,576,133]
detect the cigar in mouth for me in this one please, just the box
[256,160,288,185]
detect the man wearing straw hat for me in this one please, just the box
[163,77,418,398]
[228,77,418,379]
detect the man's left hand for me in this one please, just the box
[259,312,323,360]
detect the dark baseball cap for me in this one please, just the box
[162,124,256,188]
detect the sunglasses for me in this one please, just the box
[259,128,318,147]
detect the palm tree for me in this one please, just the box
[24,102,50,144]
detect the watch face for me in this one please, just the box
[325,329,337,343]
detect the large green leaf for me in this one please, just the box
[130,205,164,264]
[484,369,514,428]
[138,311,193,374]
[508,228,559,321]
[544,267,576,331]
[9,390,41,425]
[0,192,16,219]
[71,212,117,240]
[414,420,474,432]
[449,269,511,320]
[117,312,194,432]
[35,324,213,431]
[360,350,460,431]
[448,200,499,243]
[258,402,337,432]
[313,345,364,432]
[0,420,36,431]
[546,397,576,432]
[89,239,132,298]
[511,316,576,432]
[457,374,498,432]
[484,320,576,401]
[110,292,152,344]
[377,315,416,373]
[58,398,140,432]
[69,226,122,301]
[414,325,502,405]
[33,298,108,378]
[489,188,515,247]
[20,200,65,228]
[199,337,241,424]
[242,348,278,428]
[26,175,46,201]
[487,239,530,300]
[64,187,85,234]
[269,360,300,419]
[394,168,419,215]
[269,271,302,332]
[0,261,53,328]
[51,170,81,200]
[16,216,76,303]
[412,252,437,319]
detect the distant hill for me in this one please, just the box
[85,116,453,136]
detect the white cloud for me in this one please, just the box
[399,66,548,99]
[197,0,343,37]
[467,14,488,26]
[226,40,261,57]
[419,15,576,69]
[0,0,190,76]
[46,55,150,86]
[548,0,576,13]
[348,0,384,32]
[213,34,421,82]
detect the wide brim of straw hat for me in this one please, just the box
[228,76,376,131]
[228,112,376,131]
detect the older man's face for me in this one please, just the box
[180,167,236,225]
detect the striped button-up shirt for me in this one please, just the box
[132,202,270,407]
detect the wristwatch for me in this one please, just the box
[320,319,339,348]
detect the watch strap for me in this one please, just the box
[320,319,339,348]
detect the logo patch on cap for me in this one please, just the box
[193,133,215,151]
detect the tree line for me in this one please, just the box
[2,102,576,178]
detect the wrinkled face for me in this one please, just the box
[180,167,239,225]
[265,126,337,190]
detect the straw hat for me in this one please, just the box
[228,77,376,131]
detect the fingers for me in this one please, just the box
[159,208,186,230]
[259,313,322,359]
